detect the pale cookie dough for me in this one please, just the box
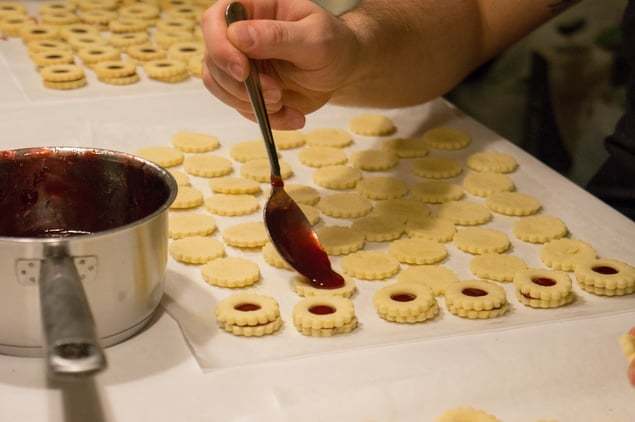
[349,113,396,136]
[351,215,404,242]
[540,238,596,271]
[204,194,259,216]
[292,275,357,298]
[372,198,431,223]
[169,213,216,239]
[445,280,508,317]
[619,332,635,363]
[356,176,408,200]
[411,180,464,203]
[467,151,518,173]
[406,216,456,242]
[171,131,219,153]
[241,158,293,182]
[513,215,567,243]
[470,253,527,282]
[317,192,373,219]
[422,127,471,150]
[209,176,261,195]
[374,283,438,323]
[262,242,291,270]
[285,184,320,205]
[305,128,352,148]
[455,227,510,254]
[136,146,184,168]
[170,186,203,209]
[184,154,233,178]
[514,268,574,308]
[463,171,515,197]
[351,149,398,171]
[293,296,357,335]
[202,256,260,288]
[575,258,635,294]
[229,140,270,162]
[313,165,362,190]
[388,238,447,264]
[412,157,462,179]
[381,137,429,158]
[486,191,541,216]
[437,407,502,422]
[272,130,306,149]
[316,226,365,255]
[397,265,459,296]
[341,250,401,280]
[169,236,225,264]
[215,293,281,336]
[168,170,190,186]
[299,204,321,225]
[222,222,268,248]
[437,201,492,225]
[299,146,347,168]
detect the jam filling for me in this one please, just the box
[531,277,557,287]
[308,305,336,315]
[592,266,618,275]
[462,288,487,297]
[390,293,416,302]
[234,303,260,312]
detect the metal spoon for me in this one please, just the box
[225,2,345,289]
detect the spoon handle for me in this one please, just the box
[225,2,281,180]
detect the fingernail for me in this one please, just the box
[263,89,281,103]
[232,24,255,49]
[228,63,244,81]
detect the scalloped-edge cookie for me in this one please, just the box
[455,227,510,254]
[168,213,216,239]
[540,238,596,271]
[285,184,320,205]
[467,151,518,173]
[313,165,362,190]
[513,215,567,243]
[293,296,356,331]
[316,225,365,256]
[230,140,269,163]
[513,268,572,302]
[388,238,447,264]
[184,154,233,178]
[169,236,225,264]
[422,127,471,150]
[351,149,398,171]
[222,221,268,248]
[204,194,259,216]
[292,275,357,298]
[445,280,508,314]
[171,131,219,153]
[356,176,408,200]
[305,128,352,148]
[463,171,515,197]
[412,157,462,179]
[299,146,347,168]
[411,180,464,203]
[374,283,438,323]
[406,216,456,242]
[575,258,635,292]
[202,256,260,288]
[318,192,373,219]
[436,201,492,225]
[168,170,190,186]
[170,186,203,209]
[262,242,291,270]
[372,198,431,223]
[349,113,396,136]
[397,265,459,296]
[486,191,541,216]
[136,146,184,168]
[272,130,306,149]
[341,250,400,280]
[215,293,281,336]
[470,253,527,282]
[351,215,404,242]
[380,137,429,158]
[241,158,293,182]
[209,176,261,195]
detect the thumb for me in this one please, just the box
[227,17,335,69]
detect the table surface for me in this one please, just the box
[1,39,635,422]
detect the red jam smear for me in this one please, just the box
[390,293,417,302]
[592,266,618,275]
[308,305,336,315]
[531,277,557,287]
[234,303,261,312]
[462,288,487,297]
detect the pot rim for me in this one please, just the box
[0,146,177,243]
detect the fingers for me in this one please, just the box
[208,60,282,104]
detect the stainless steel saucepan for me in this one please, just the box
[0,147,176,378]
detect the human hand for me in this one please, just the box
[201,0,361,129]
[628,327,635,386]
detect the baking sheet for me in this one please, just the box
[48,99,633,372]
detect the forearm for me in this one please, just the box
[333,0,580,107]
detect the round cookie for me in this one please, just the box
[406,216,456,242]
[202,257,260,288]
[204,194,259,216]
[316,226,365,256]
[486,192,541,216]
[169,170,190,186]
[349,114,396,136]
[463,172,515,197]
[470,253,528,282]
[373,283,438,323]
[351,215,404,242]
[241,158,293,182]
[575,258,635,293]
[222,221,268,248]
[209,176,261,195]
[293,296,357,336]
[215,293,281,336]
[272,130,306,149]
[136,146,184,168]
[262,242,291,270]
[388,238,447,265]
[397,265,459,296]
[286,184,320,205]
[313,165,362,190]
[351,149,398,171]
[422,127,471,150]
[436,201,492,225]
[305,128,352,148]
[410,180,464,203]
[169,236,225,264]
[317,192,373,219]
[372,198,431,223]
[168,213,216,239]
[170,186,203,209]
[455,227,510,255]
[230,140,270,163]
[411,157,462,179]
[445,280,508,319]
[341,250,400,280]
[292,275,357,298]
[513,268,574,307]
[171,131,219,153]
[540,238,596,271]
[467,151,518,173]
[380,137,429,158]
[356,176,408,200]
[184,154,233,177]
[299,146,347,168]
[299,204,321,225]
[513,215,567,243]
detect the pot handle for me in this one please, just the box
[39,245,107,378]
